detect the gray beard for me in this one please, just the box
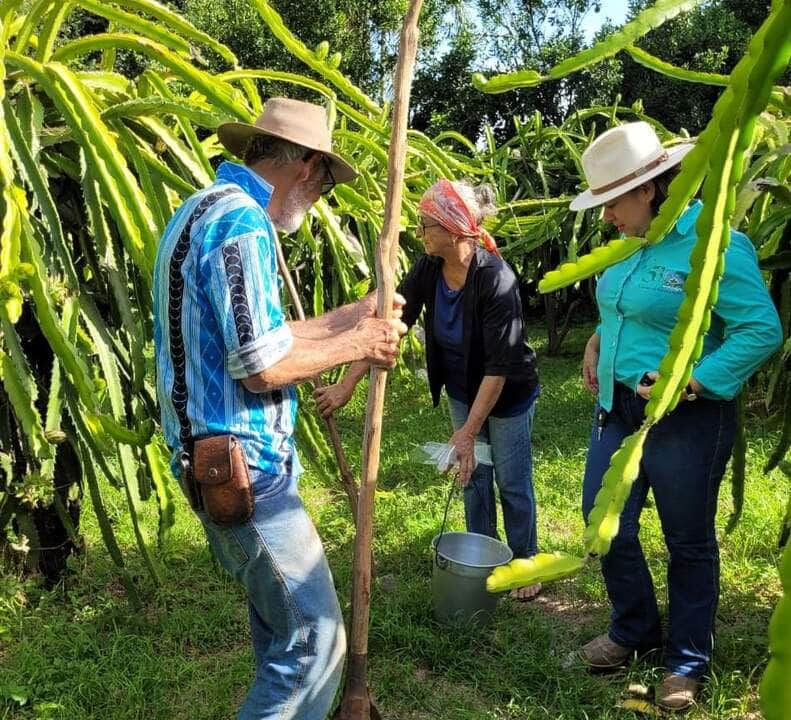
[272,185,313,234]
[274,209,306,234]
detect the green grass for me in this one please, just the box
[0,325,786,719]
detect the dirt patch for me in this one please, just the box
[532,593,599,626]
[413,666,430,683]
[105,575,128,600]
[507,584,604,629]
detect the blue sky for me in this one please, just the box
[580,0,629,40]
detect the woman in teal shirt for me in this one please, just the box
[571,122,782,711]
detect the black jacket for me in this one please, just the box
[399,246,539,416]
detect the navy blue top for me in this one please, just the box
[433,274,468,403]
[400,247,539,418]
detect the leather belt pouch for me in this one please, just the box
[192,435,253,526]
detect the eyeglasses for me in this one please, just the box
[302,151,336,195]
[320,156,336,195]
[417,218,442,235]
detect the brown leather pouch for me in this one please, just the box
[192,435,253,526]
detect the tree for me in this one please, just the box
[476,0,599,68]
[573,0,788,134]
[411,1,605,141]
[183,0,453,103]
[475,0,602,123]
[412,27,498,139]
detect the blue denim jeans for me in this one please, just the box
[190,469,346,719]
[582,384,736,678]
[447,397,538,558]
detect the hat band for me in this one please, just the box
[590,151,670,196]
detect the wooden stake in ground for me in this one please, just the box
[334,1,424,718]
[273,235,359,519]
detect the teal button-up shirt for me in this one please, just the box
[595,200,782,411]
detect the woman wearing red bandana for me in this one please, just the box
[315,179,542,600]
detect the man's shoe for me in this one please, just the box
[655,673,698,712]
[578,633,633,670]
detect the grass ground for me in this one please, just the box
[0,324,786,719]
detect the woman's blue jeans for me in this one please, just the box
[582,385,736,678]
[447,397,538,558]
[190,470,346,720]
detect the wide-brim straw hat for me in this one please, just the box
[217,97,358,184]
[569,121,694,211]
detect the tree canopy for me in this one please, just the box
[182,0,454,101]
[574,0,783,133]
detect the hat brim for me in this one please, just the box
[569,143,695,211]
[216,122,359,184]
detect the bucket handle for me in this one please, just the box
[435,469,497,554]
[434,470,498,567]
[434,480,457,567]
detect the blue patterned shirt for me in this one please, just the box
[153,162,301,477]
[596,200,782,411]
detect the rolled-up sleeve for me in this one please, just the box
[693,232,782,399]
[482,266,525,376]
[203,209,292,380]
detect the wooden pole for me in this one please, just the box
[274,235,359,519]
[335,1,423,717]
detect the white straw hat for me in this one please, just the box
[217,97,358,184]
[569,121,693,211]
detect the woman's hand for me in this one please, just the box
[582,333,601,395]
[314,381,354,418]
[685,377,703,400]
[635,373,703,401]
[636,370,658,400]
[358,290,406,321]
[448,426,476,486]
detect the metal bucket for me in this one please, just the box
[431,531,512,626]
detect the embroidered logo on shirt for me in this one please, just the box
[662,270,687,292]
[639,265,687,293]
[642,264,667,283]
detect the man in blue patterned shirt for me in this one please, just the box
[153,97,406,720]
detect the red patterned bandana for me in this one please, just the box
[418,179,499,256]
